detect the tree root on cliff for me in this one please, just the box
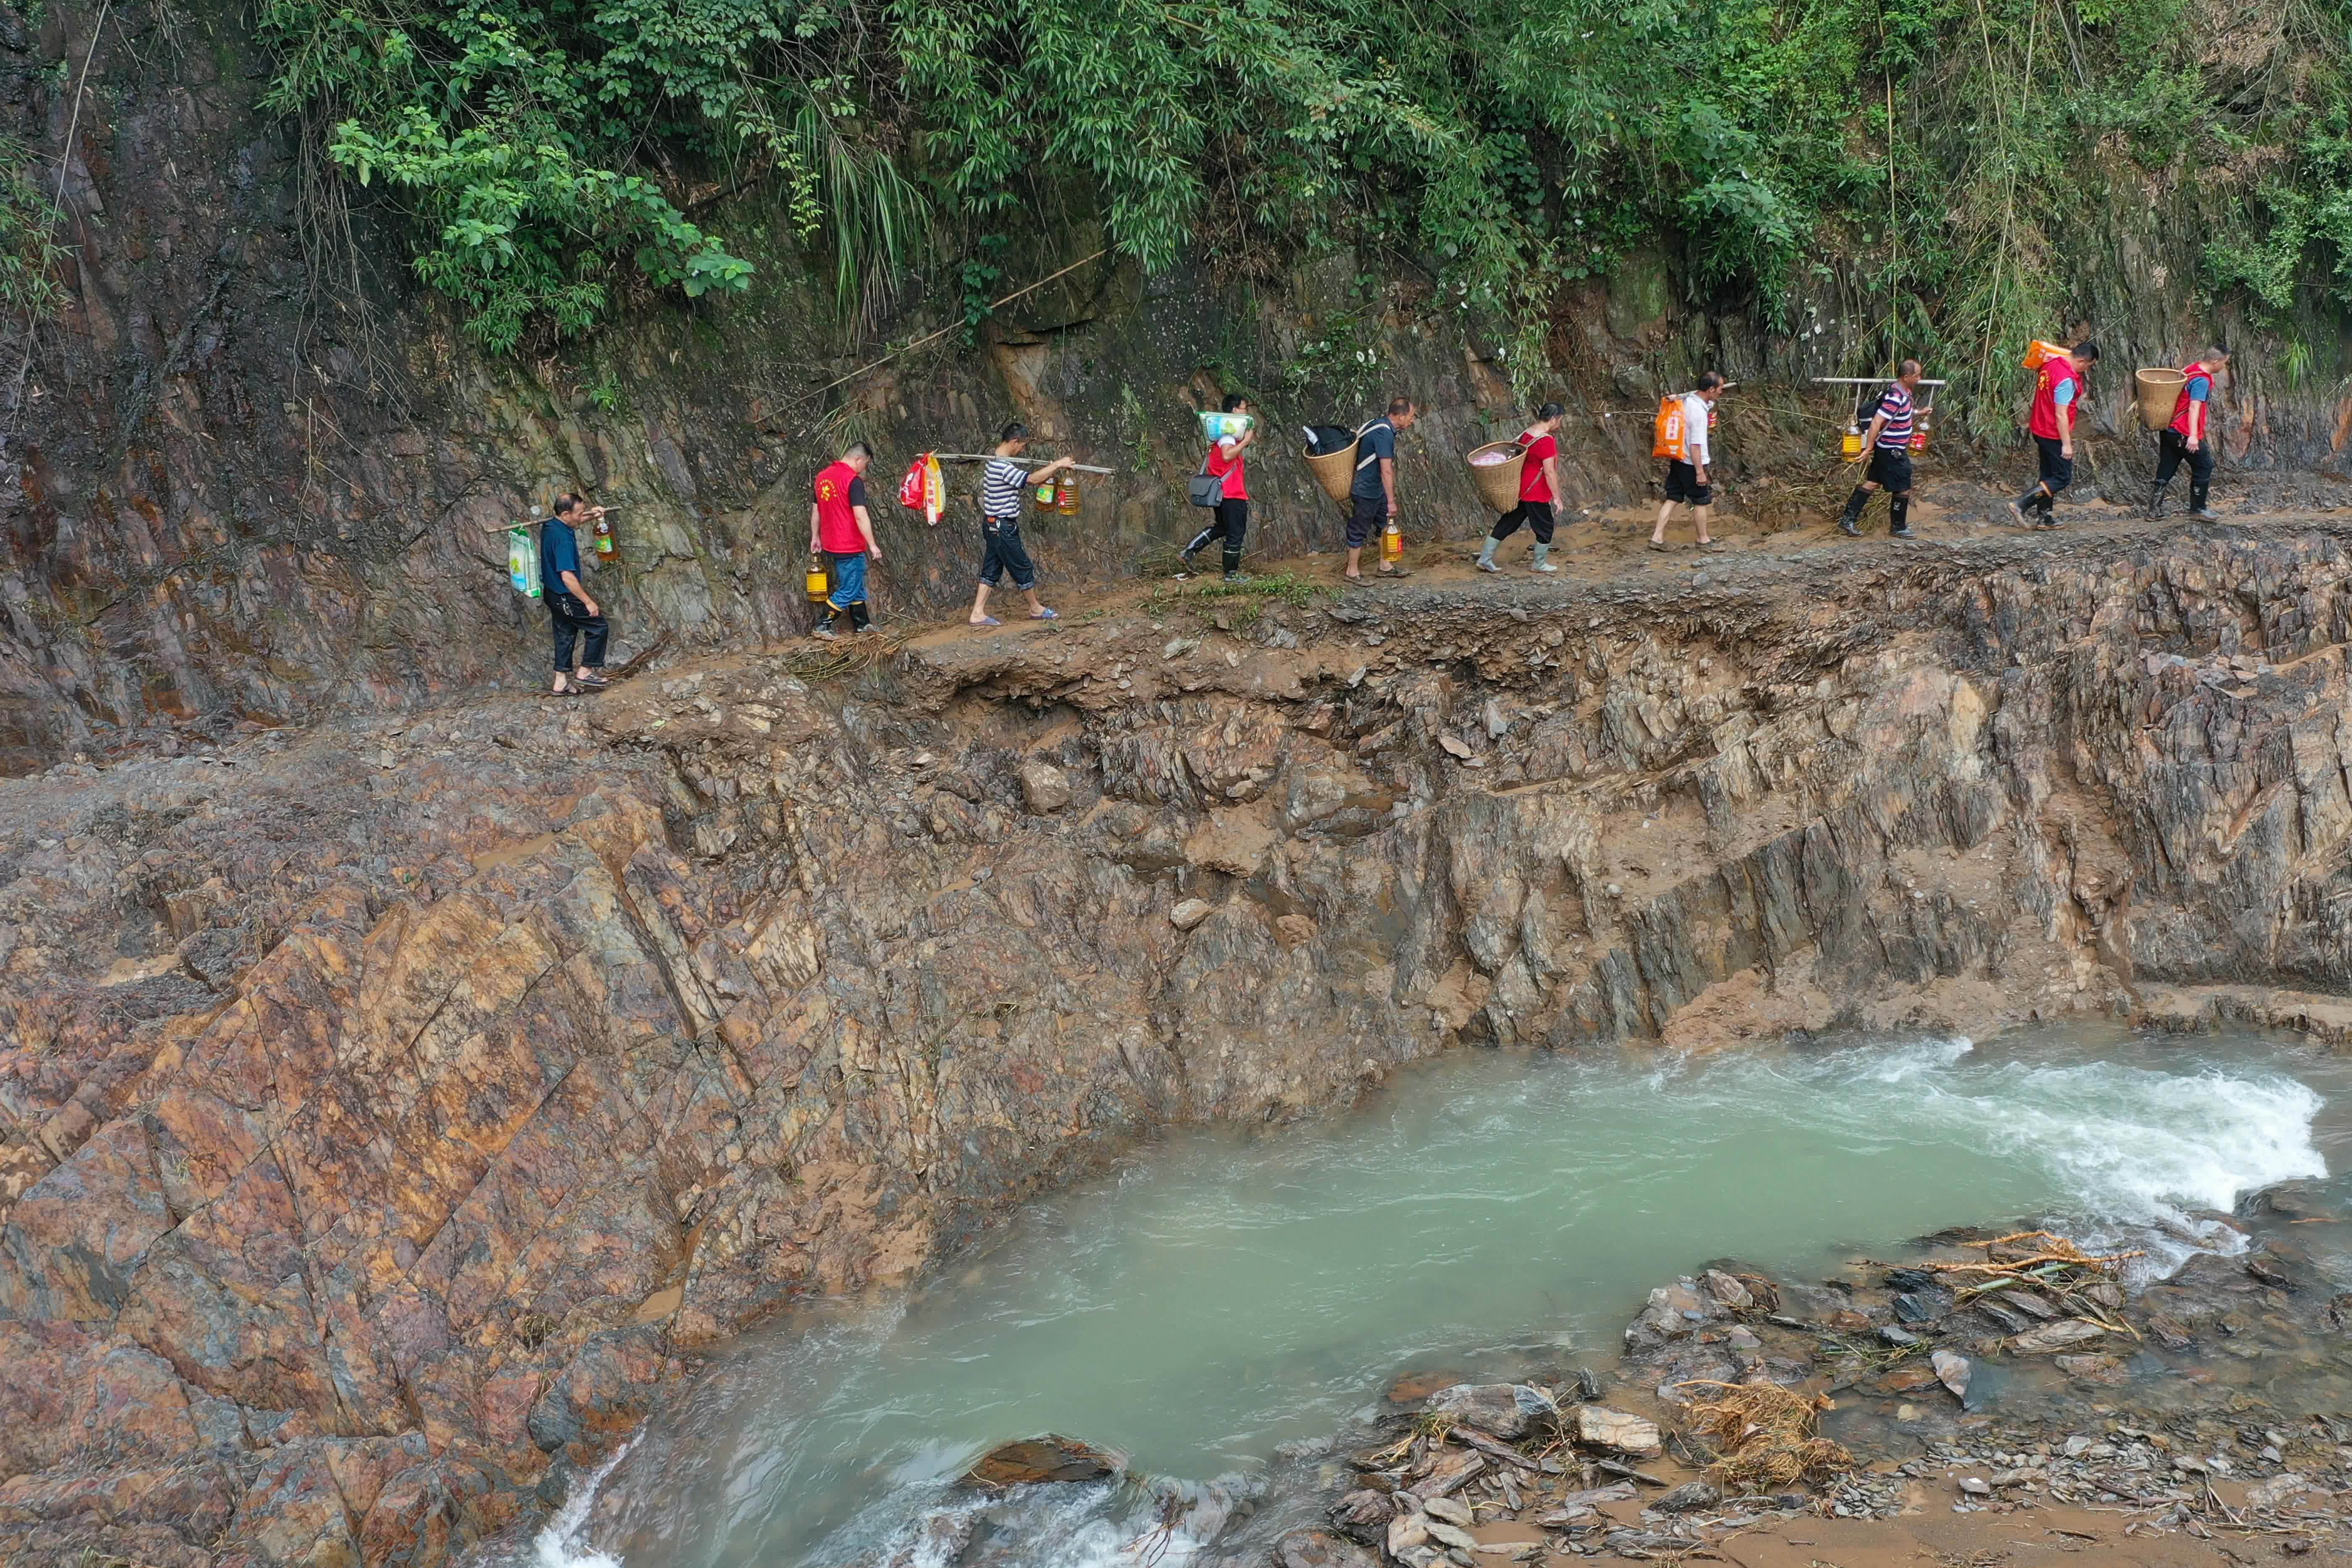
[779,626,915,683]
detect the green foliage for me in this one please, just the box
[256,0,2352,394]
[0,136,68,320]
[1184,570,1327,610]
[2206,85,2352,319]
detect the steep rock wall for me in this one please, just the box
[6,525,2352,1563]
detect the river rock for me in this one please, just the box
[1423,1382,1559,1440]
[1422,1496,1473,1527]
[1276,1529,1380,1568]
[1891,1286,1953,1324]
[959,1435,1124,1489]
[1932,1349,1971,1402]
[1424,1520,1479,1552]
[2009,1319,2106,1354]
[1416,1448,1486,1497]
[1388,1512,1431,1556]
[1974,1299,2030,1333]
[1331,1488,1395,1540]
[1700,1270,1754,1311]
[1653,1481,1721,1513]
[1574,1406,1662,1458]
[1880,1364,1940,1394]
[2053,1352,2126,1382]
[1625,1278,1713,1349]
[1170,898,1215,930]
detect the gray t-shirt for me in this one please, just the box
[1350,419,1396,500]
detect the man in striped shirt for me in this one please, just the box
[1835,360,1922,539]
[968,421,1074,626]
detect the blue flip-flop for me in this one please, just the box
[1031,607,1059,620]
[970,616,1002,627]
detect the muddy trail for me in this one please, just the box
[12,500,2352,1566]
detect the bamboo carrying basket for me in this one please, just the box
[1306,442,1360,504]
[2134,368,2188,430]
[1466,442,1528,512]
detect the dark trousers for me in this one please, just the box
[548,593,608,671]
[2024,435,2073,513]
[977,517,1038,590]
[1184,498,1250,573]
[1489,499,1555,544]
[2155,429,2214,510]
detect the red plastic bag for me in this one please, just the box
[898,452,944,525]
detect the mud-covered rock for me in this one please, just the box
[959,1436,1124,1490]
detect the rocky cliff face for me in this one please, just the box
[8,0,2352,778]
[6,521,2352,1565]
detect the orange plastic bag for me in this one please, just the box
[1651,396,1689,462]
[2021,339,2070,370]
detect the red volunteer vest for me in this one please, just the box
[2168,362,2216,440]
[2028,358,2084,441]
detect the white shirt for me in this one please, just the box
[1681,392,1712,466]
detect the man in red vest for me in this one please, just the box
[809,442,880,640]
[2008,341,2100,529]
[2148,348,2229,521]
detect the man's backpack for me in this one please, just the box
[1651,396,1690,462]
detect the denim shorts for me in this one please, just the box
[978,518,1037,590]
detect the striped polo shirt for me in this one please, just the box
[982,458,1027,520]
[1873,383,1916,449]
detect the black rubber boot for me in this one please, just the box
[812,612,840,641]
[1888,495,1913,538]
[1837,487,1867,536]
[2147,481,2169,520]
[849,600,873,632]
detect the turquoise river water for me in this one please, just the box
[528,1027,2352,1568]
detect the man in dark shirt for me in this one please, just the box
[1346,397,1418,581]
[540,493,609,695]
[809,442,881,640]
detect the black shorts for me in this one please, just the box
[1663,461,1712,506]
[2034,435,2074,496]
[977,517,1037,590]
[1864,448,1913,492]
[1347,493,1386,549]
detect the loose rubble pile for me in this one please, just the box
[1259,1199,2352,1565]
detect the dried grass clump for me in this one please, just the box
[1675,1381,1852,1489]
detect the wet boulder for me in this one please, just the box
[1328,1488,1395,1543]
[958,1435,1124,1490]
[1624,1278,1714,1350]
[1422,1381,1559,1440]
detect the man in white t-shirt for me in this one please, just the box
[1649,371,1726,553]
